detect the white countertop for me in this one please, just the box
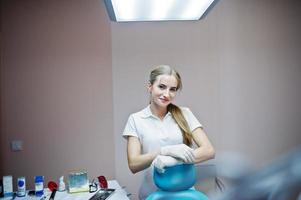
[1,180,130,200]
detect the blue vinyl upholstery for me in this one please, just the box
[146,164,209,200]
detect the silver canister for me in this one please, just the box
[17,177,26,197]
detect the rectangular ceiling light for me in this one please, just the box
[104,0,215,22]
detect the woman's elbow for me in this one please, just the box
[128,162,139,174]
[129,166,138,174]
[208,147,215,159]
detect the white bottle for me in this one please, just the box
[3,175,13,197]
[58,176,66,192]
[17,177,26,197]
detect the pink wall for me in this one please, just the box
[0,0,114,188]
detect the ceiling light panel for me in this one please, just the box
[105,0,215,22]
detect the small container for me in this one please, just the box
[58,176,66,192]
[34,176,44,197]
[17,177,26,197]
[3,176,13,197]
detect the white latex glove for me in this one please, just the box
[160,144,195,163]
[152,155,183,173]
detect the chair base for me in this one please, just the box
[146,189,209,200]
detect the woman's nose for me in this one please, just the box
[163,90,170,97]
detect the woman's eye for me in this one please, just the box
[158,85,165,89]
[170,88,177,92]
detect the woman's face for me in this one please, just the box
[148,74,178,108]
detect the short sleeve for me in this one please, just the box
[122,115,139,139]
[181,108,203,132]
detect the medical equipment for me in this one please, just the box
[213,147,301,200]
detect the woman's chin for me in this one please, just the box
[159,102,170,107]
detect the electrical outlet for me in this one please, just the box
[10,140,23,151]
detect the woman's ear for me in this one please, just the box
[147,82,152,93]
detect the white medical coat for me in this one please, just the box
[123,105,202,200]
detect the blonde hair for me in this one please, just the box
[149,65,193,146]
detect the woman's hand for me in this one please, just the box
[152,155,183,173]
[160,144,195,163]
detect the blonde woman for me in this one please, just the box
[123,65,215,200]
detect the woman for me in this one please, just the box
[123,65,215,200]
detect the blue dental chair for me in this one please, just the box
[146,164,209,200]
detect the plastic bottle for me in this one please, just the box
[17,177,26,197]
[58,176,66,192]
[34,176,44,197]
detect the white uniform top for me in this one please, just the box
[123,105,202,200]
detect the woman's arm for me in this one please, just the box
[127,136,160,174]
[191,127,215,163]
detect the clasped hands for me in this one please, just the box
[152,144,195,173]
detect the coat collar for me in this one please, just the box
[141,105,171,119]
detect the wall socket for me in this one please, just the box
[10,140,23,151]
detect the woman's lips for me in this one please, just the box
[159,98,169,103]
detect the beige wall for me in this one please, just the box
[0,0,114,187]
[112,0,301,199]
